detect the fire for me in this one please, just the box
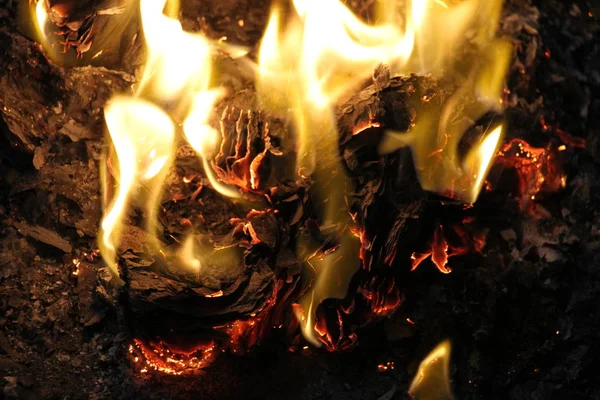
[99,0,242,278]
[409,340,454,400]
[129,339,217,376]
[495,139,565,210]
[257,0,510,344]
[411,217,486,274]
[31,0,64,63]
[101,97,175,280]
[378,0,510,204]
[178,236,202,274]
[32,0,513,358]
[136,0,211,104]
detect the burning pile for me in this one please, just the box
[26,0,551,380]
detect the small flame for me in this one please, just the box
[34,0,48,39]
[178,236,201,273]
[31,0,64,62]
[294,231,362,348]
[409,340,454,400]
[183,90,241,198]
[463,125,504,203]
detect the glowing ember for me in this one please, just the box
[411,219,485,274]
[313,307,358,352]
[409,340,454,400]
[495,139,565,210]
[358,277,403,317]
[431,225,450,274]
[71,258,80,276]
[378,361,395,372]
[129,339,217,376]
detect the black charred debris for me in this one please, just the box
[0,0,599,399]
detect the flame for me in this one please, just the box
[183,90,241,199]
[84,0,508,350]
[463,125,504,203]
[409,340,454,400]
[178,236,201,273]
[255,0,509,345]
[495,139,565,210]
[377,0,510,204]
[99,0,242,278]
[137,0,211,106]
[100,96,175,279]
[31,0,64,63]
[260,0,414,345]
[294,230,362,347]
[258,0,419,175]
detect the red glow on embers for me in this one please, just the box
[431,225,450,273]
[358,277,402,317]
[495,139,566,210]
[129,339,218,376]
[314,307,358,352]
[411,219,487,274]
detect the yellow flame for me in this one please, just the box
[258,0,422,345]
[378,0,510,204]
[34,0,47,36]
[98,0,242,279]
[137,0,211,109]
[178,236,202,273]
[183,90,241,199]
[257,0,510,345]
[464,125,503,202]
[31,0,65,63]
[258,0,418,174]
[295,230,361,347]
[101,96,175,279]
[409,340,454,400]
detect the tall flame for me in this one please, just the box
[409,340,454,400]
[99,0,238,278]
[259,0,418,345]
[101,96,175,279]
[257,0,509,344]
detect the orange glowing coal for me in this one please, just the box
[495,139,566,210]
[411,219,486,274]
[129,339,218,376]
